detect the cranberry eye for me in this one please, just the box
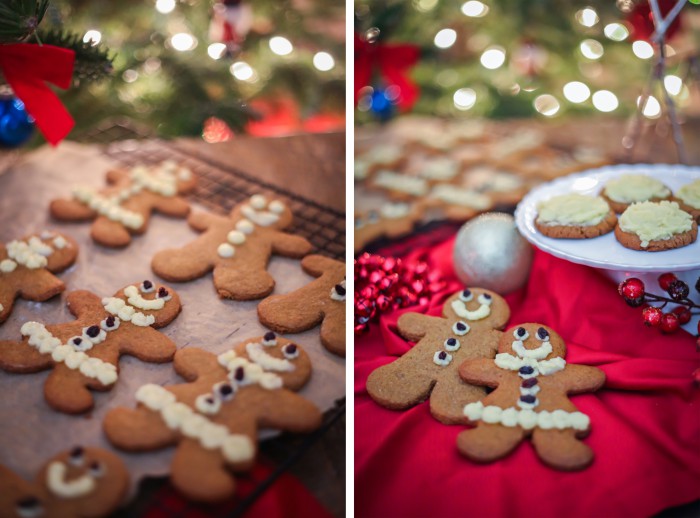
[157,287,169,299]
[141,280,154,293]
[459,289,473,302]
[88,461,104,477]
[69,446,84,466]
[282,343,299,359]
[477,293,493,305]
[536,327,550,341]
[334,283,346,296]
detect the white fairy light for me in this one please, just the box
[637,95,661,118]
[580,39,604,60]
[592,90,618,112]
[122,69,139,83]
[562,81,590,103]
[664,75,683,96]
[632,40,654,59]
[575,7,599,27]
[604,23,629,41]
[269,36,293,56]
[434,29,457,49]
[155,0,176,14]
[313,52,335,71]
[461,1,489,17]
[83,30,102,46]
[480,46,506,69]
[230,61,254,81]
[453,88,476,110]
[170,33,197,52]
[533,94,560,116]
[207,43,227,60]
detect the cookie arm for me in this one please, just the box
[171,440,240,502]
[49,198,96,221]
[187,210,227,232]
[301,255,343,277]
[91,216,133,247]
[396,312,436,342]
[0,339,53,372]
[117,326,176,363]
[562,364,606,394]
[173,347,222,381]
[459,358,504,388]
[65,290,106,320]
[269,231,313,258]
[257,291,323,334]
[103,406,178,450]
[256,391,322,433]
[152,195,191,218]
[15,270,64,302]
[151,238,216,282]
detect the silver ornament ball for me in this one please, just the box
[452,212,533,294]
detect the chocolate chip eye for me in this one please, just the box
[88,461,104,477]
[234,366,245,382]
[69,446,84,466]
[459,289,473,302]
[483,293,491,300]
[15,496,43,517]
[335,284,346,296]
[264,331,276,342]
[283,344,299,359]
[516,327,526,337]
[86,325,100,338]
[477,293,493,305]
[537,327,550,341]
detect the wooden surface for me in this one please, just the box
[176,132,347,211]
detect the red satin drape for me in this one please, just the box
[355,233,700,518]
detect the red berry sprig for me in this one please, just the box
[354,253,446,334]
[618,273,700,346]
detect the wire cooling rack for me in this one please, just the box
[74,124,346,516]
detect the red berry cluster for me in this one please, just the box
[618,273,700,345]
[354,253,446,334]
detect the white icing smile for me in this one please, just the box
[511,340,553,360]
[245,342,295,372]
[124,285,165,311]
[46,461,96,498]
[451,299,491,320]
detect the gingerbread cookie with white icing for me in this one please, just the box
[459,324,605,470]
[535,193,617,239]
[368,170,429,201]
[354,202,423,253]
[601,174,671,213]
[103,335,321,502]
[355,144,405,182]
[0,446,129,518]
[50,161,196,248]
[258,255,345,357]
[615,200,697,251]
[0,231,78,324]
[0,280,181,414]
[366,288,510,424]
[152,194,312,300]
[674,178,700,222]
[423,184,493,221]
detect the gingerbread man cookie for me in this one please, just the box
[0,280,181,414]
[103,334,322,502]
[354,202,423,253]
[0,231,78,324]
[151,194,312,300]
[0,446,128,518]
[257,255,346,357]
[366,288,510,424]
[458,324,605,470]
[50,161,196,248]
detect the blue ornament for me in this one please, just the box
[0,97,35,148]
[370,88,395,121]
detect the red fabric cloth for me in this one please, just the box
[0,44,75,146]
[143,463,332,518]
[355,233,700,518]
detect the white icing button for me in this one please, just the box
[52,236,67,249]
[195,393,221,415]
[217,243,235,258]
[268,200,285,213]
[0,259,17,273]
[444,338,460,352]
[250,194,267,209]
[227,230,246,245]
[236,219,255,234]
[433,351,452,366]
[452,321,470,336]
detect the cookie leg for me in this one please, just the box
[103,407,177,450]
[365,359,435,410]
[430,373,485,425]
[171,439,237,502]
[91,216,132,248]
[531,428,594,470]
[320,313,345,357]
[457,423,526,462]
[213,264,274,300]
[44,368,94,414]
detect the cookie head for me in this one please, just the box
[108,281,182,328]
[230,195,293,230]
[499,323,566,360]
[442,288,510,330]
[36,446,128,516]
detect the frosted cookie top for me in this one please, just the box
[619,201,693,248]
[604,174,670,203]
[536,193,610,227]
[429,184,491,209]
[676,179,700,210]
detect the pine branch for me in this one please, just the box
[38,29,113,85]
[0,0,49,43]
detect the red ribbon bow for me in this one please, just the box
[0,44,75,146]
[354,33,420,110]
